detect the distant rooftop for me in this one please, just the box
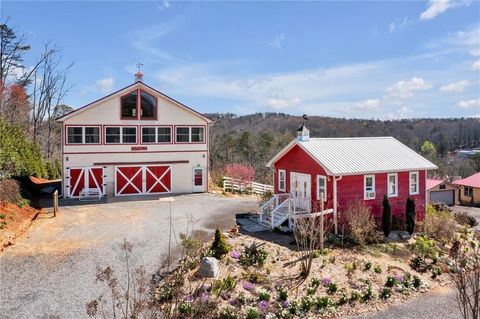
[454,172,480,188]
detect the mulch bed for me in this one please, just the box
[0,202,40,250]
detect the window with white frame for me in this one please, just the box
[465,186,473,197]
[317,175,327,202]
[388,173,398,197]
[105,127,137,144]
[176,126,205,143]
[67,126,99,144]
[141,126,171,143]
[409,171,419,195]
[278,169,286,191]
[364,175,375,199]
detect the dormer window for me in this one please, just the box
[121,89,157,120]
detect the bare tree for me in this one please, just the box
[450,238,480,319]
[30,43,73,158]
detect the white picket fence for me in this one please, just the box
[223,176,273,195]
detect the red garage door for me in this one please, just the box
[115,165,171,196]
[67,166,105,198]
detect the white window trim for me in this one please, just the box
[105,126,137,144]
[387,173,398,197]
[317,175,327,202]
[176,126,191,143]
[67,126,100,145]
[364,174,375,200]
[141,126,172,144]
[409,171,419,195]
[278,169,286,192]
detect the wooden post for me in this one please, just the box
[320,193,324,251]
[53,190,58,218]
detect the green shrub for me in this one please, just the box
[373,265,382,273]
[431,266,441,279]
[277,287,288,301]
[245,307,259,319]
[327,283,338,294]
[406,197,416,235]
[385,276,397,287]
[178,302,192,315]
[350,289,362,302]
[0,214,5,219]
[363,261,372,271]
[423,204,456,242]
[412,275,422,288]
[258,290,271,301]
[382,195,392,237]
[412,234,437,259]
[379,287,392,299]
[212,276,237,295]
[300,295,315,312]
[239,242,268,267]
[17,197,30,208]
[316,296,335,310]
[210,228,230,259]
[454,212,478,227]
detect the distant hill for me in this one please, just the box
[207,112,480,153]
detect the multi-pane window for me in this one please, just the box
[122,127,137,143]
[176,127,190,143]
[388,173,398,197]
[465,187,473,197]
[278,170,286,191]
[191,127,204,142]
[121,90,138,119]
[141,127,171,143]
[67,127,83,144]
[85,127,100,144]
[105,127,136,144]
[409,171,419,195]
[121,89,157,120]
[364,175,375,199]
[176,126,205,143]
[158,127,171,143]
[317,175,327,202]
[67,126,100,144]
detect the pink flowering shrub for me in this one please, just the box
[223,163,255,182]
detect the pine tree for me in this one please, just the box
[406,197,416,235]
[210,228,230,259]
[382,195,392,238]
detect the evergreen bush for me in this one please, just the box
[406,197,416,235]
[210,228,230,259]
[382,195,392,237]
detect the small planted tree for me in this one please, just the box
[210,228,230,259]
[382,195,392,238]
[406,197,416,235]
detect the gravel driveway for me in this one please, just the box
[0,193,258,319]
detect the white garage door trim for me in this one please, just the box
[430,190,454,205]
[115,164,172,196]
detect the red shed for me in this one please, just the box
[263,125,437,232]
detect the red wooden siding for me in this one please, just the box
[336,170,426,221]
[273,145,334,210]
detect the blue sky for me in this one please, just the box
[1,0,479,119]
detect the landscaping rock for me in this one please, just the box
[198,257,219,278]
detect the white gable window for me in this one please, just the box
[317,175,327,202]
[121,89,157,120]
[278,169,286,191]
[67,126,99,144]
[364,175,375,200]
[409,171,419,195]
[388,173,398,197]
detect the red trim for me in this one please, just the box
[94,160,189,165]
[65,125,102,146]
[120,88,159,121]
[131,146,148,151]
[174,125,207,144]
[104,125,138,145]
[140,125,174,145]
[63,150,207,155]
[56,81,212,123]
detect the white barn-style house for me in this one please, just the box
[56,72,213,198]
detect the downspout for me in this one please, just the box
[333,175,343,234]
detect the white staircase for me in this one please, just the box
[258,193,293,229]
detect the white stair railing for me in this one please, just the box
[258,193,291,227]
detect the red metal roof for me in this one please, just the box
[426,178,444,190]
[454,172,480,188]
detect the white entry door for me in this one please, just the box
[192,167,206,193]
[290,172,311,212]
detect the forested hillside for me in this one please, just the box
[208,113,480,183]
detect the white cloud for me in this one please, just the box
[269,33,286,49]
[96,77,114,93]
[157,1,170,10]
[387,77,432,98]
[471,49,480,56]
[439,80,472,93]
[457,99,480,108]
[389,17,413,33]
[264,96,301,109]
[472,60,480,70]
[353,99,381,110]
[420,0,471,21]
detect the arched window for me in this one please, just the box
[120,89,157,120]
